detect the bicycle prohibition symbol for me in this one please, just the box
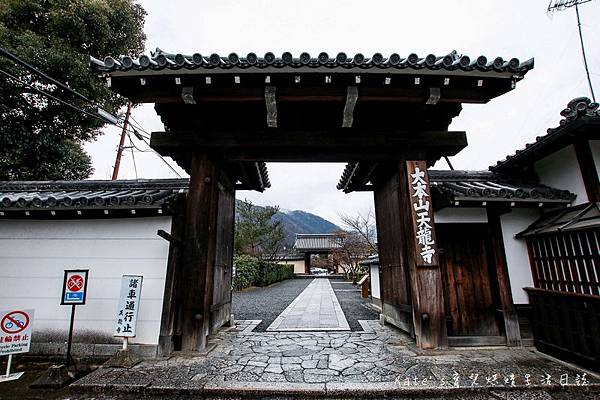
[1,311,30,334]
[67,274,84,291]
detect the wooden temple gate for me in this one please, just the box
[93,50,533,352]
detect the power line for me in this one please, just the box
[1,67,182,178]
[1,51,183,178]
[128,133,139,180]
[1,46,97,108]
[0,68,110,123]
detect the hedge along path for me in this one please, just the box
[233,255,294,290]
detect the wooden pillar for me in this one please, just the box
[574,139,600,202]
[179,153,221,351]
[304,252,311,274]
[374,160,447,349]
[487,206,522,347]
[401,160,447,349]
[157,195,186,356]
[373,168,413,334]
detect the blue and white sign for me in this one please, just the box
[61,269,89,305]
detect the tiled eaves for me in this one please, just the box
[337,166,575,204]
[0,179,189,212]
[91,49,534,78]
[490,97,600,172]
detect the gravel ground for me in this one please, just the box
[232,278,378,332]
[330,280,379,330]
[232,278,311,331]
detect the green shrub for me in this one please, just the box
[232,256,294,290]
[232,255,259,290]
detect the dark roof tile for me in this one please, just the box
[491,97,600,171]
[91,49,534,76]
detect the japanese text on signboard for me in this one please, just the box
[407,161,439,266]
[114,275,143,337]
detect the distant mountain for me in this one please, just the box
[273,210,341,247]
[235,200,341,247]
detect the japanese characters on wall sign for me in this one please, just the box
[114,275,143,337]
[406,161,439,267]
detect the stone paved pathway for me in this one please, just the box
[232,278,311,332]
[267,279,350,331]
[71,320,600,398]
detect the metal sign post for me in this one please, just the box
[0,309,34,382]
[60,269,89,368]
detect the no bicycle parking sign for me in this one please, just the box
[61,269,89,305]
[0,309,34,356]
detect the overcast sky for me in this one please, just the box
[84,0,600,225]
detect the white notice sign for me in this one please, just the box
[0,309,34,356]
[113,275,143,337]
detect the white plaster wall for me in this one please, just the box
[0,217,172,344]
[534,145,587,205]
[282,260,305,274]
[370,264,381,300]
[590,139,600,179]
[499,209,541,304]
[434,208,488,224]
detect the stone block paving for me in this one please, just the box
[267,279,350,331]
[71,320,600,398]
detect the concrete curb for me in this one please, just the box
[71,378,600,398]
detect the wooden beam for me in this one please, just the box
[426,87,441,105]
[574,139,600,202]
[151,129,465,147]
[487,206,522,347]
[265,86,277,127]
[157,229,182,246]
[157,194,186,356]
[342,86,358,127]
[181,87,195,104]
[305,252,311,274]
[151,130,467,162]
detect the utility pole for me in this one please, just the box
[112,102,132,180]
[548,0,596,102]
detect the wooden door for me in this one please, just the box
[209,179,235,334]
[437,224,501,336]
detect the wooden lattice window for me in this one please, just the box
[526,228,600,296]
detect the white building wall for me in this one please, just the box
[370,264,380,300]
[434,208,488,224]
[0,217,172,345]
[534,145,587,205]
[281,259,305,274]
[499,208,541,304]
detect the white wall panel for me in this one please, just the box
[534,145,587,205]
[0,217,172,345]
[434,208,488,224]
[370,264,380,300]
[500,209,541,304]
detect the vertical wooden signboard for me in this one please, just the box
[406,160,439,267]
